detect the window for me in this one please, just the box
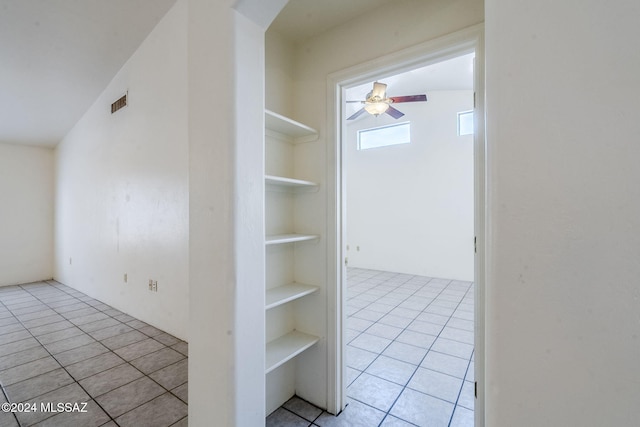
[357,122,411,150]
[458,110,474,136]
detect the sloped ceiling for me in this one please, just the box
[0,0,464,148]
[2,0,389,148]
[0,0,177,147]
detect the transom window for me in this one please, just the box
[458,110,474,136]
[357,122,411,150]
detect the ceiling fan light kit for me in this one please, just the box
[364,102,389,116]
[347,81,427,120]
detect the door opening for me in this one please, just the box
[344,54,476,426]
[325,25,485,426]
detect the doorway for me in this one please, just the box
[325,26,485,426]
[343,55,475,426]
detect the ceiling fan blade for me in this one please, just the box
[389,94,427,103]
[347,108,367,120]
[371,82,387,98]
[385,106,405,119]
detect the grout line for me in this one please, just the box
[3,284,119,426]
[447,349,475,427]
[342,268,475,427]
[278,405,316,426]
[372,276,454,426]
[0,304,24,427]
[0,282,188,426]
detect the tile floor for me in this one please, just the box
[0,280,188,427]
[268,268,475,427]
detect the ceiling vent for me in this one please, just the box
[111,93,127,114]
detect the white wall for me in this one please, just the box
[187,0,236,424]
[485,0,640,425]
[0,143,54,286]
[265,30,294,116]
[54,0,188,339]
[188,0,286,425]
[346,91,474,280]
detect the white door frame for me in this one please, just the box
[325,24,486,426]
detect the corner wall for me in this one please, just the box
[0,143,54,286]
[188,0,287,424]
[54,0,188,339]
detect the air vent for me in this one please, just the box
[111,93,127,114]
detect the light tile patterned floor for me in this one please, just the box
[268,268,474,427]
[0,280,188,427]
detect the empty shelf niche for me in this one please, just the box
[265,110,318,144]
[265,175,318,191]
[265,330,320,374]
[265,234,319,245]
[266,283,319,310]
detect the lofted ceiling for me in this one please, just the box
[0,0,456,148]
[0,0,177,148]
[1,0,389,148]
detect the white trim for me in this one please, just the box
[325,79,344,415]
[472,28,486,427]
[325,23,486,424]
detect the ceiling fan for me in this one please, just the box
[347,82,427,120]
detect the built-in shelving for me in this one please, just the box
[264,109,322,415]
[265,175,318,190]
[265,234,319,245]
[265,110,318,144]
[266,283,319,310]
[266,330,320,374]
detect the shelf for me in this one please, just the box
[265,110,318,144]
[266,234,319,245]
[265,175,318,189]
[266,330,320,374]
[266,283,319,310]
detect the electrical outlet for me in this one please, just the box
[148,279,153,290]
[124,273,127,283]
[152,280,158,292]
[69,257,72,265]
